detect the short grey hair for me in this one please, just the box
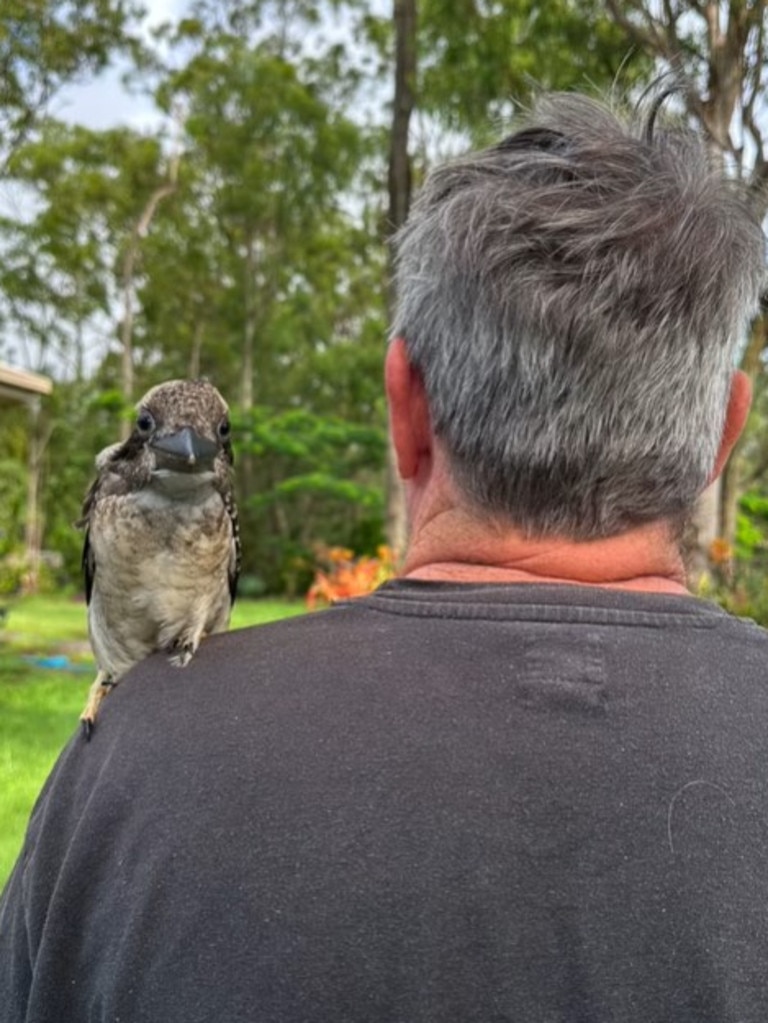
[392,93,766,539]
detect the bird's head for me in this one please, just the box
[122,379,233,494]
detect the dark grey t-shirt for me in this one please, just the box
[2,581,768,1022]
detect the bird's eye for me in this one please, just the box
[218,419,231,439]
[136,410,155,434]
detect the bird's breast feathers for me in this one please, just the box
[86,487,235,678]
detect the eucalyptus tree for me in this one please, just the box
[605,0,768,563]
[157,30,371,411]
[415,0,648,140]
[2,120,177,384]
[0,0,145,169]
[0,118,186,584]
[136,8,387,586]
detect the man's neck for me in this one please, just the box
[400,509,689,595]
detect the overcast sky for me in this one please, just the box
[51,0,391,138]
[52,0,183,131]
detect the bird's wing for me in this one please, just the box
[82,527,96,605]
[78,442,135,606]
[78,472,104,606]
[224,489,241,604]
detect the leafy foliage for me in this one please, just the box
[1,120,175,378]
[701,491,768,626]
[235,407,387,594]
[735,491,768,561]
[416,0,650,140]
[2,0,726,600]
[0,0,145,166]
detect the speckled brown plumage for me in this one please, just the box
[79,379,240,736]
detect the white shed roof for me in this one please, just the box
[0,362,53,403]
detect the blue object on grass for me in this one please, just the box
[34,655,71,669]
[21,654,93,673]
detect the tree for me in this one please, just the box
[605,1,768,572]
[117,138,181,434]
[0,0,145,169]
[235,407,387,593]
[372,0,650,551]
[1,6,391,592]
[157,32,370,411]
[138,12,388,586]
[384,0,417,559]
[2,120,178,388]
[416,0,649,141]
[0,1,679,594]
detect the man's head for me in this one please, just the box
[391,92,765,541]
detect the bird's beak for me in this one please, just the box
[150,427,219,473]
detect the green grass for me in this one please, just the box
[0,593,306,891]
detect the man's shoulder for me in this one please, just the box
[211,600,372,659]
[99,600,373,717]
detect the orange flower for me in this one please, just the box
[306,549,396,608]
[327,546,354,564]
[708,537,732,566]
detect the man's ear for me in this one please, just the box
[385,338,432,480]
[709,369,752,482]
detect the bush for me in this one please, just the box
[0,552,61,598]
[0,555,25,598]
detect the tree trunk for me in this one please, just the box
[241,314,256,411]
[188,319,205,379]
[119,245,137,433]
[604,0,768,586]
[119,152,180,438]
[385,0,417,562]
[241,238,257,412]
[238,238,259,504]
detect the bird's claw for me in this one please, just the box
[79,674,116,740]
[170,642,195,668]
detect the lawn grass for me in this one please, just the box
[0,592,306,891]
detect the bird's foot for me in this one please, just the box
[169,641,196,668]
[79,673,117,740]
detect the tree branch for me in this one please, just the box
[119,129,183,426]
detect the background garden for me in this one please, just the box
[2,0,768,887]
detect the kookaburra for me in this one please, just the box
[78,379,240,737]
